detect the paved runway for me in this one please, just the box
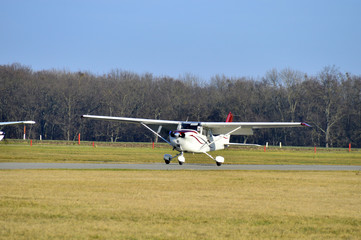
[1,162,360,171]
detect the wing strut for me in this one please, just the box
[224,125,243,136]
[201,125,243,150]
[140,122,172,145]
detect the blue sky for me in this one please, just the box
[1,0,361,80]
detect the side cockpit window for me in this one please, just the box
[180,122,204,135]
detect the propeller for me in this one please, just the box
[170,131,185,138]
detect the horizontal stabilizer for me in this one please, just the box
[226,143,262,147]
[0,121,36,126]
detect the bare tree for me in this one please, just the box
[317,66,345,147]
[1,63,360,147]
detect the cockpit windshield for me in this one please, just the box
[181,122,201,130]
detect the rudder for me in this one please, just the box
[226,112,233,122]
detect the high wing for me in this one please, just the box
[81,115,180,130]
[0,121,36,126]
[82,115,310,136]
[82,115,181,145]
[201,122,310,135]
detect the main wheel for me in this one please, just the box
[215,156,224,167]
[178,160,183,165]
[163,154,172,164]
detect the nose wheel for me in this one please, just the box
[178,154,185,165]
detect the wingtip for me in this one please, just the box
[301,122,311,127]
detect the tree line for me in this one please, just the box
[1,63,360,148]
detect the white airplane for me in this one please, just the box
[81,113,310,166]
[0,121,36,141]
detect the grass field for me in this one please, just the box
[1,141,361,239]
[1,170,360,239]
[1,140,361,165]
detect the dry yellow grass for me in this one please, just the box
[1,170,360,239]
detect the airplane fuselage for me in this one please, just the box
[169,129,230,153]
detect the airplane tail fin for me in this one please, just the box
[226,112,233,122]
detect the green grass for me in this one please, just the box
[1,140,361,239]
[1,170,360,239]
[1,140,360,165]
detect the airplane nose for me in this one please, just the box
[169,131,184,138]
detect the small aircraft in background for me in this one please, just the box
[0,121,36,141]
[82,113,310,166]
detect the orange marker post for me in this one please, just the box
[23,125,26,140]
[78,133,81,145]
[349,143,351,152]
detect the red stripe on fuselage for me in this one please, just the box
[173,130,198,134]
[190,134,203,144]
